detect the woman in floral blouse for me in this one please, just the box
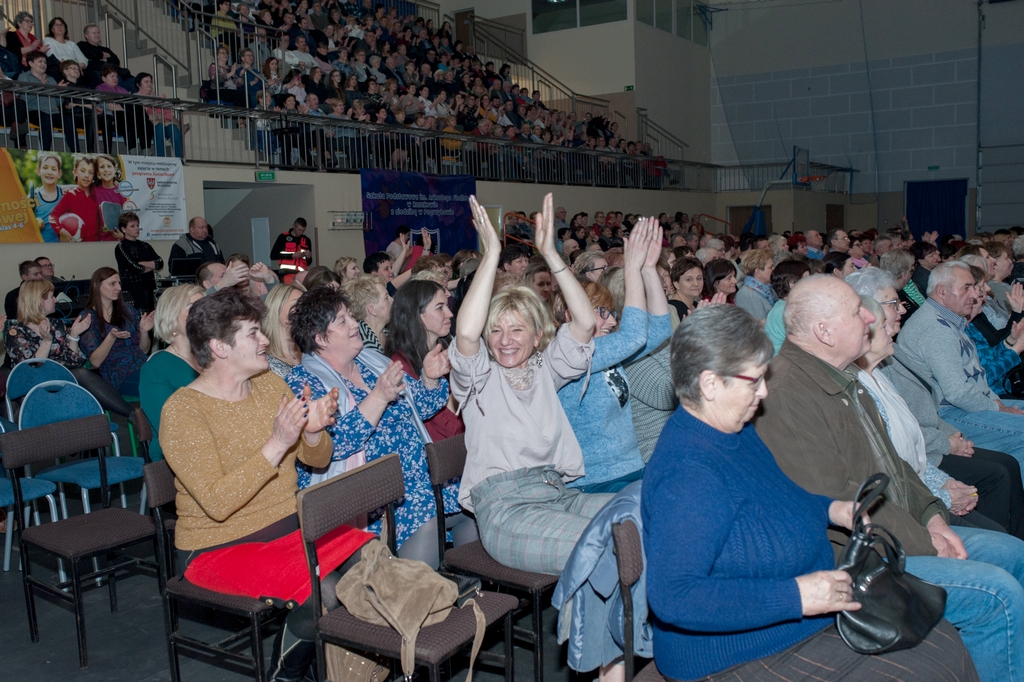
[4,278,134,416]
[5,279,90,367]
[284,286,476,569]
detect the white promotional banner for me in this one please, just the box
[118,155,188,240]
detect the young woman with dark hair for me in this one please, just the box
[385,279,464,441]
[78,266,154,396]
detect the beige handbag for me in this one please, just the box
[324,644,389,682]
[335,539,485,682]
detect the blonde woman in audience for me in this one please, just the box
[261,282,306,378]
[333,256,360,282]
[342,274,391,353]
[450,194,613,577]
[140,284,203,460]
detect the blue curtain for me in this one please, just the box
[905,179,968,240]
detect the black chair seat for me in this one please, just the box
[164,575,276,614]
[634,661,664,682]
[318,590,519,664]
[444,541,559,591]
[22,506,155,558]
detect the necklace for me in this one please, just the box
[203,375,248,402]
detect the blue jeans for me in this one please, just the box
[938,398,1024,477]
[154,122,183,157]
[905,525,1024,682]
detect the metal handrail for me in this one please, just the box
[153,54,177,98]
[471,15,525,56]
[104,12,129,67]
[104,0,189,73]
[451,13,611,119]
[0,79,854,194]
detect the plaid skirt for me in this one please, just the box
[471,466,614,575]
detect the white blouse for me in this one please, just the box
[43,37,88,66]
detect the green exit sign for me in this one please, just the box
[624,85,634,91]
[255,170,277,182]
[928,165,940,171]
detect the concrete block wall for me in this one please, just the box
[711,48,978,193]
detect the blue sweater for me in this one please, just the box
[559,307,671,487]
[641,408,835,680]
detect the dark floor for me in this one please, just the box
[1,472,579,682]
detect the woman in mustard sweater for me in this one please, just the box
[161,289,369,682]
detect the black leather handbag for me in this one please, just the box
[834,473,947,654]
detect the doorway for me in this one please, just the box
[904,179,968,240]
[728,205,773,235]
[203,182,315,265]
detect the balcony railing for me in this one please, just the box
[0,80,852,193]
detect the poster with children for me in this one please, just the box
[0,149,187,243]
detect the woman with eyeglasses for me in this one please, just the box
[552,218,671,493]
[571,250,608,283]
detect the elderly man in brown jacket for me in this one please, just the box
[755,274,1024,682]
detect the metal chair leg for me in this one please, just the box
[71,557,89,667]
[250,611,264,682]
[504,611,514,682]
[532,589,544,682]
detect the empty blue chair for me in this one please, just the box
[5,359,77,422]
[20,381,145,516]
[0,417,62,580]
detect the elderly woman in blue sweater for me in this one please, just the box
[555,218,671,493]
[642,305,975,682]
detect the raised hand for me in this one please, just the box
[469,195,501,256]
[644,222,664,270]
[697,292,729,308]
[622,218,650,273]
[533,193,558,258]
[140,310,156,332]
[303,384,339,434]
[70,312,90,337]
[265,392,308,466]
[421,228,432,253]
[1006,282,1024,314]
[422,343,451,380]
[369,361,406,406]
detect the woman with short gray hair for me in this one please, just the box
[6,12,45,68]
[642,305,973,682]
[880,248,921,325]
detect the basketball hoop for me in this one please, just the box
[797,175,829,191]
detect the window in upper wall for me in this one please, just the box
[637,0,655,26]
[677,0,708,45]
[581,0,628,26]
[533,0,628,32]
[533,0,579,34]
[654,0,673,31]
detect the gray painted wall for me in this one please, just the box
[711,47,978,194]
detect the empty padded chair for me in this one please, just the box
[143,459,278,682]
[612,520,662,682]
[0,416,61,576]
[5,358,77,421]
[297,454,519,682]
[20,380,145,515]
[426,434,558,682]
[0,414,157,668]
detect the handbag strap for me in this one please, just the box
[852,473,889,533]
[862,523,907,574]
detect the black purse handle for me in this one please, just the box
[852,473,889,533]
[860,523,907,574]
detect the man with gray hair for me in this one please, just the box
[756,274,1024,682]
[894,260,1024,473]
[848,267,1024,540]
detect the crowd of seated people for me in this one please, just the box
[153,2,663,168]
[11,198,1024,681]
[0,14,185,155]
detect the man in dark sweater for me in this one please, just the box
[755,274,1024,682]
[4,260,43,319]
[78,24,131,89]
[168,216,224,273]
